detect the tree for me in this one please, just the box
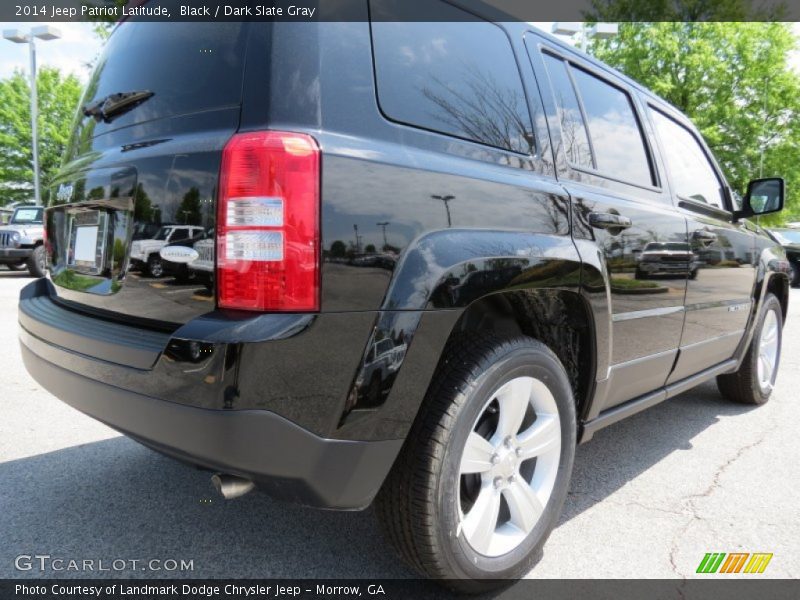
[590,22,800,223]
[0,67,82,205]
[177,187,202,225]
[330,240,347,258]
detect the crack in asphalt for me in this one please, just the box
[667,424,778,579]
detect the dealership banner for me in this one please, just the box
[3,580,800,600]
[1,0,798,22]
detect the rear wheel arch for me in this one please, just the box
[447,289,596,421]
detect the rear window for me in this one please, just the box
[80,2,247,135]
[370,0,534,154]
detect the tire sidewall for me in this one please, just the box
[27,245,45,278]
[434,343,576,580]
[748,294,783,402]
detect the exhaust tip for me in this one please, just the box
[211,473,255,500]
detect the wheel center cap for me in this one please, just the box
[494,447,517,478]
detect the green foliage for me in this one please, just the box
[0,67,83,205]
[591,22,800,224]
[177,187,202,225]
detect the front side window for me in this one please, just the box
[651,109,725,209]
[370,0,534,154]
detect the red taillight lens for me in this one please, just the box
[217,131,320,312]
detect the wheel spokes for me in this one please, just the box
[495,377,533,438]
[516,416,559,460]
[502,479,544,535]
[461,485,502,554]
[460,432,495,474]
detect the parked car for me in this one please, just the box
[19,6,789,590]
[635,241,700,279]
[158,227,213,283]
[766,228,800,287]
[129,224,205,277]
[0,205,46,277]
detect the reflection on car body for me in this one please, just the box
[636,242,700,279]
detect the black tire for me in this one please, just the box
[6,261,25,271]
[26,245,45,278]
[717,293,783,405]
[635,269,647,280]
[791,262,799,288]
[146,254,164,278]
[376,332,576,591]
[689,269,698,280]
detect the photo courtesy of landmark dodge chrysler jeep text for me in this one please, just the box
[18,0,790,590]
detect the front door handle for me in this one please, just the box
[693,229,718,243]
[589,212,632,230]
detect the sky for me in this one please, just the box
[0,21,799,83]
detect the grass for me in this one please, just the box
[52,270,103,292]
[610,277,661,290]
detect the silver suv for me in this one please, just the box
[0,206,46,277]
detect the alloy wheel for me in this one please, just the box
[458,376,561,557]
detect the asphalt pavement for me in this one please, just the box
[1,270,798,580]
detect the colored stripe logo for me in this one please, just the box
[697,552,773,574]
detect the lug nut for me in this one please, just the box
[491,453,500,465]
[515,447,522,457]
[493,477,504,489]
[504,436,513,449]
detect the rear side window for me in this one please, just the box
[541,54,592,168]
[80,1,247,134]
[651,109,725,209]
[541,52,653,187]
[570,68,653,186]
[370,0,534,154]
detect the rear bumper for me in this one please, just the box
[18,280,402,510]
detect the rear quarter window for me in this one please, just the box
[369,0,534,155]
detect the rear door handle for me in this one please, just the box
[693,229,718,242]
[589,212,632,230]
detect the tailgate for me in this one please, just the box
[45,14,253,327]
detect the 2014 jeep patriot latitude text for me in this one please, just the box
[19,1,790,590]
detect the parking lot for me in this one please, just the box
[1,270,798,580]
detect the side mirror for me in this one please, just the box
[736,177,785,220]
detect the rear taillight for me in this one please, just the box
[217,131,320,312]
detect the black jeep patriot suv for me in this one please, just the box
[19,0,790,588]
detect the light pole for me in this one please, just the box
[3,26,62,206]
[551,22,618,53]
[431,195,455,228]
[376,221,390,249]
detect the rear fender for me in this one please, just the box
[336,229,585,440]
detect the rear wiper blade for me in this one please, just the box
[82,90,154,123]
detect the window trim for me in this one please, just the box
[538,45,662,193]
[648,104,731,214]
[368,5,537,158]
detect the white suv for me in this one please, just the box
[129,225,205,277]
